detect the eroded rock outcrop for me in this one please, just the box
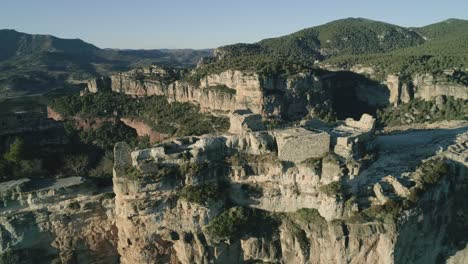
[0,177,118,264]
[92,67,332,120]
[110,115,468,264]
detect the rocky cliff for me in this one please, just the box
[90,67,333,120]
[88,65,467,121]
[109,112,468,264]
[0,177,118,263]
[2,113,466,263]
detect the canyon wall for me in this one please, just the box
[89,66,466,122]
[95,68,332,120]
[109,116,468,263]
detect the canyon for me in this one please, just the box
[1,17,467,264]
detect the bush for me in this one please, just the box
[3,137,25,163]
[206,207,279,240]
[179,183,226,205]
[365,200,403,222]
[420,159,450,186]
[319,181,345,198]
[293,208,327,227]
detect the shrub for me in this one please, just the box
[365,200,403,222]
[206,207,279,240]
[179,183,226,205]
[420,159,450,186]
[319,181,345,198]
[3,137,25,163]
[293,208,327,227]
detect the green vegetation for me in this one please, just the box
[226,152,280,167]
[319,181,346,199]
[206,206,280,240]
[179,183,227,205]
[50,92,229,136]
[419,159,450,186]
[3,137,25,162]
[195,18,425,76]
[377,97,467,127]
[179,161,209,177]
[280,208,327,252]
[75,121,142,151]
[0,137,44,181]
[324,19,468,82]
[364,200,404,223]
[293,208,327,226]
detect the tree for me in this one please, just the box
[3,137,25,163]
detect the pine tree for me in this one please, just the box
[4,137,25,163]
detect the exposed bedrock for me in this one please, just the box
[111,112,468,263]
[87,65,467,121]
[0,177,118,264]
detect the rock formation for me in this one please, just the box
[0,177,118,263]
[109,112,468,264]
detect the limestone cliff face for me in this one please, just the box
[100,68,330,120]
[412,73,468,101]
[89,64,466,121]
[322,64,467,107]
[110,117,468,264]
[0,177,118,264]
[111,137,398,264]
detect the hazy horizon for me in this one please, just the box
[2,0,468,49]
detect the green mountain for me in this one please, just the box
[414,18,468,40]
[200,18,426,74]
[324,19,468,81]
[0,29,212,97]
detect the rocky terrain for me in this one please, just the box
[1,17,467,264]
[1,109,466,263]
[83,64,466,123]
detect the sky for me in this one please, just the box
[1,0,467,49]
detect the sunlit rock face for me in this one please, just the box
[0,177,118,264]
[110,112,468,264]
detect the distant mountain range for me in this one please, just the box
[0,29,212,97]
[1,17,467,97]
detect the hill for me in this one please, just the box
[0,29,212,97]
[324,18,468,81]
[413,18,468,40]
[198,18,426,75]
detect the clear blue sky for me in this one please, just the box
[1,0,467,49]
